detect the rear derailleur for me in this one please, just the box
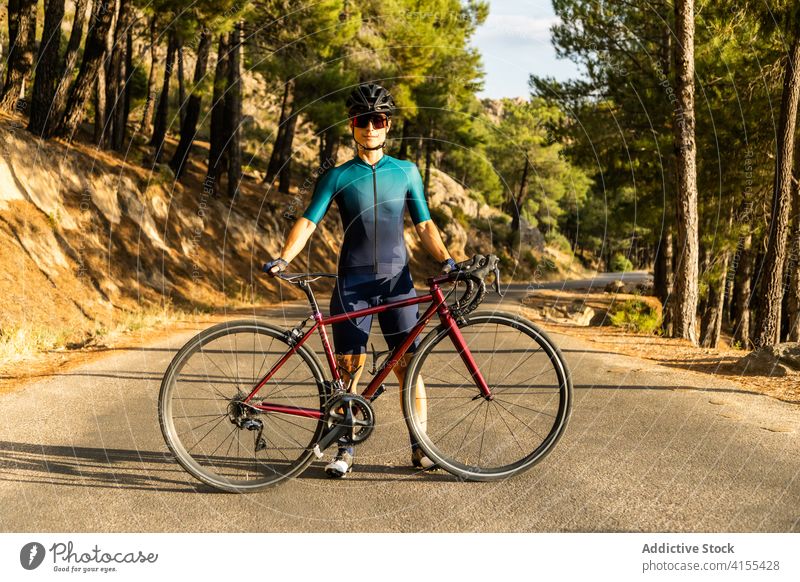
[228,393,267,452]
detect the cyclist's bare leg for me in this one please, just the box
[328,353,366,473]
[335,353,367,393]
[393,352,427,430]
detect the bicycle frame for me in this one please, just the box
[241,276,493,420]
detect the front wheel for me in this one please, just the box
[159,319,326,492]
[403,311,572,481]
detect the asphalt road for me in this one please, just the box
[0,281,798,532]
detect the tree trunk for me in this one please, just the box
[138,18,159,137]
[754,30,800,347]
[225,22,242,198]
[107,0,132,151]
[510,155,530,234]
[671,0,700,344]
[0,0,38,113]
[207,34,230,196]
[122,22,133,132]
[150,31,178,161]
[95,0,117,148]
[45,0,88,137]
[654,226,674,332]
[320,127,339,170]
[55,0,118,139]
[786,181,800,341]
[424,124,434,198]
[265,79,293,184]
[723,264,735,328]
[28,0,66,135]
[655,1,674,333]
[105,0,123,147]
[94,69,107,146]
[653,226,672,304]
[733,231,754,349]
[277,99,298,194]
[169,32,212,179]
[398,118,411,160]
[177,40,186,127]
[700,251,730,348]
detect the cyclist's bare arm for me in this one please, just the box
[267,217,317,273]
[415,219,452,263]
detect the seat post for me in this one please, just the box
[298,279,321,316]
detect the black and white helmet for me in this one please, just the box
[346,83,396,117]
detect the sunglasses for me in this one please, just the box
[352,113,389,129]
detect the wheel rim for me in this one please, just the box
[161,323,324,489]
[406,313,571,478]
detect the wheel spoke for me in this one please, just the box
[432,400,484,443]
[186,415,229,453]
[212,425,240,458]
[444,359,473,385]
[493,403,527,454]
[454,401,484,457]
[478,401,490,464]
[199,345,240,395]
[493,397,557,419]
[492,399,546,441]
[253,335,276,386]
[267,413,316,435]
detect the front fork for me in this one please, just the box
[434,287,494,400]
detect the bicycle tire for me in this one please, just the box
[402,310,572,481]
[159,319,326,493]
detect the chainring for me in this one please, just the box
[323,393,375,445]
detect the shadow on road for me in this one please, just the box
[572,384,765,397]
[0,441,457,492]
[0,441,211,493]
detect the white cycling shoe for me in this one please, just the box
[411,447,438,470]
[325,448,354,478]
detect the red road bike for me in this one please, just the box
[159,254,572,492]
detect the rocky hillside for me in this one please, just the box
[0,114,581,350]
[0,113,309,347]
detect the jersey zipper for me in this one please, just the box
[372,163,378,274]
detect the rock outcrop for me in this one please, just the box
[738,343,800,377]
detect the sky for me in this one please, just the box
[471,0,582,99]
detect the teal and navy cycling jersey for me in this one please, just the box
[302,154,431,275]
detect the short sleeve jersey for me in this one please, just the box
[302,154,431,275]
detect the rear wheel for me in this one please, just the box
[403,311,572,481]
[159,320,326,492]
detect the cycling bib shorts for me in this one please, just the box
[329,265,421,355]
[302,154,432,354]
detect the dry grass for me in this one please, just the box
[0,325,74,365]
[0,300,192,370]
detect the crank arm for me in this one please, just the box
[311,423,349,458]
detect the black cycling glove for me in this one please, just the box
[440,258,457,274]
[263,257,288,277]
